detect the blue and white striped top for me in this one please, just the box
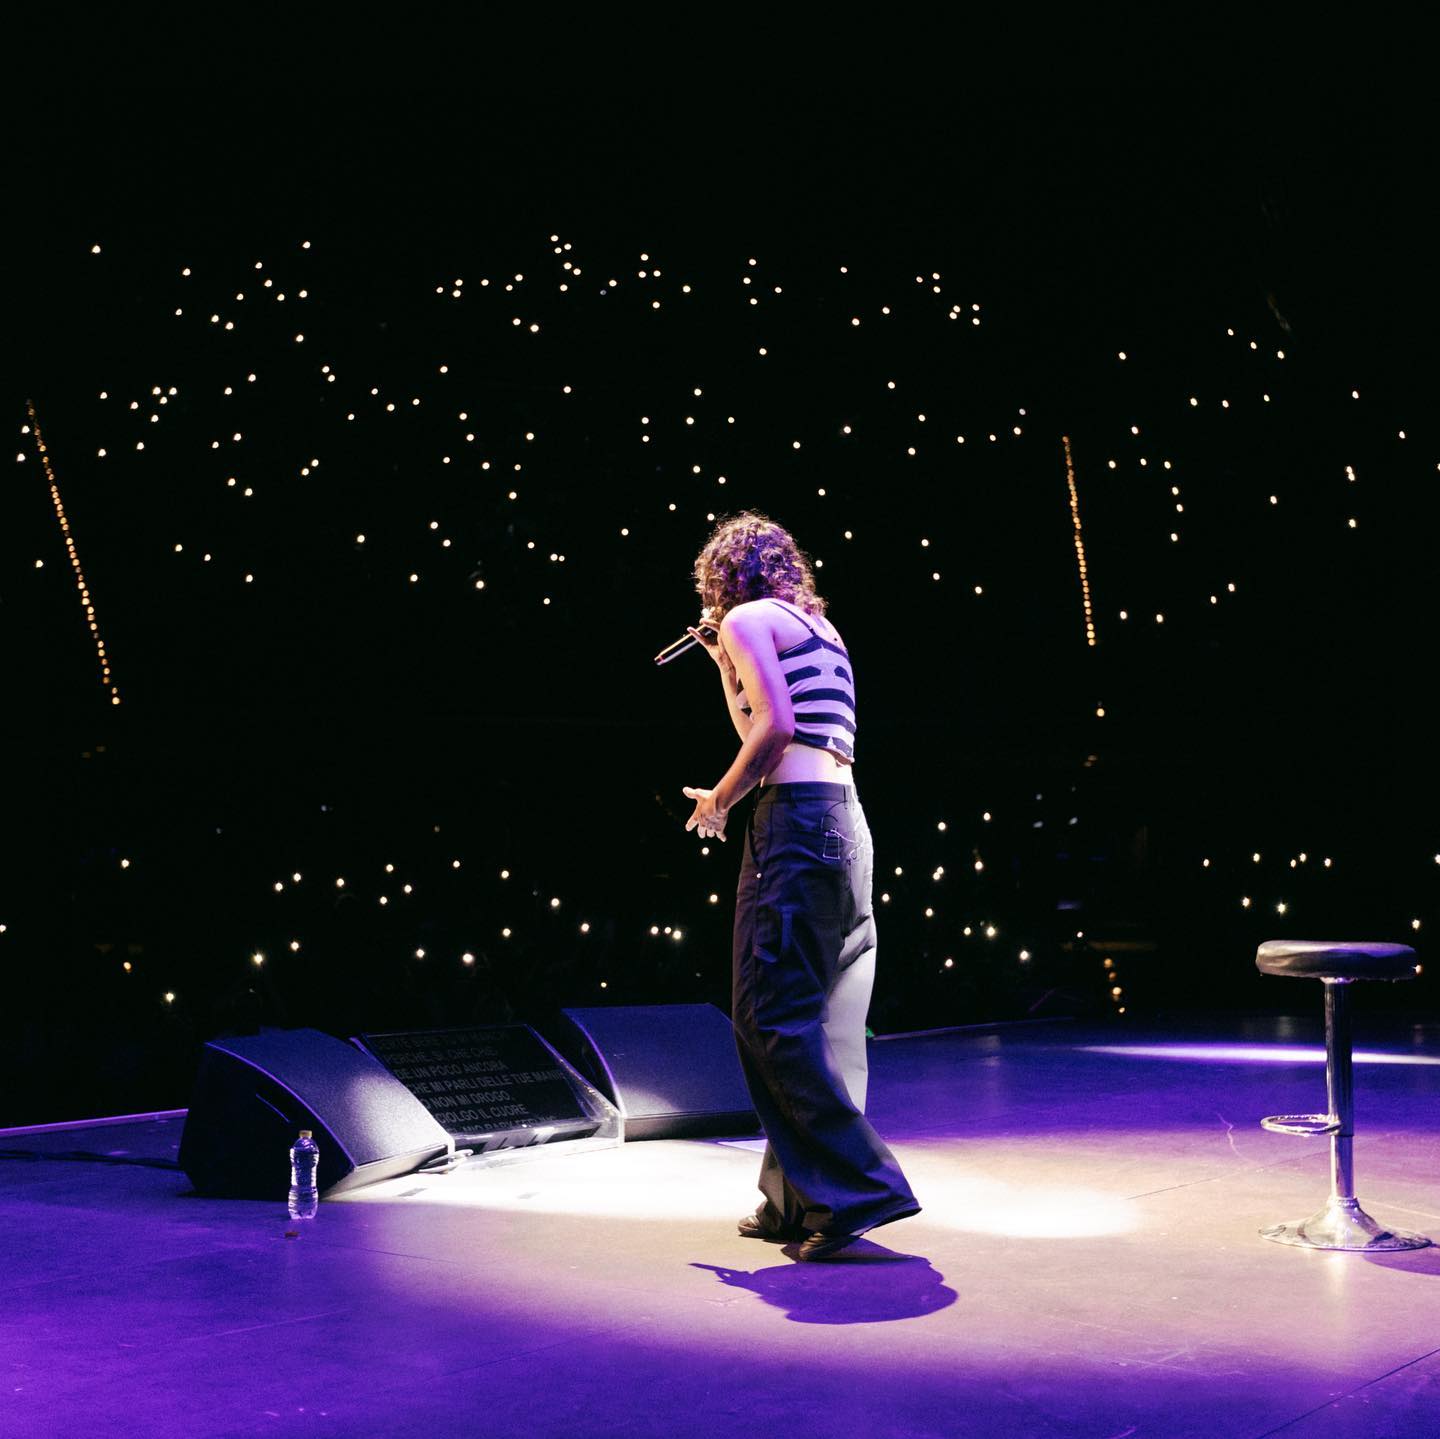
[735,598,857,765]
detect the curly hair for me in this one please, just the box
[692,510,827,623]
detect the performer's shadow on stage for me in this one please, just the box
[692,1246,956,1324]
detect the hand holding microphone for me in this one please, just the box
[686,622,736,680]
[654,614,724,668]
[685,624,742,705]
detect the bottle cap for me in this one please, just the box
[298,1129,313,1139]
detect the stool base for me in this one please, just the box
[1261,1196,1431,1252]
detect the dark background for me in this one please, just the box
[5,91,1436,1124]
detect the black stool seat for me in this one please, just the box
[1255,940,1418,982]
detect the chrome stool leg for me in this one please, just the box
[1261,979,1430,1251]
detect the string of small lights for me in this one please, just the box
[24,399,121,706]
[1061,434,1096,648]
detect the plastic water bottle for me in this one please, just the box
[288,1130,319,1220]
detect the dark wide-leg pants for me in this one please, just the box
[732,781,919,1237]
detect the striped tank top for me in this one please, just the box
[735,598,857,764]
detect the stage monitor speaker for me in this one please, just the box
[178,1027,453,1199]
[554,1003,758,1140]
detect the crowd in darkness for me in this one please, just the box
[6,98,1433,1128]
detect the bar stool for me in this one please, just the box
[1255,939,1430,1251]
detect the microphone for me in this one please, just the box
[654,619,718,666]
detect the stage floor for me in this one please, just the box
[3,1014,1437,1438]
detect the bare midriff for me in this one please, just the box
[761,742,855,788]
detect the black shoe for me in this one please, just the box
[795,1230,861,1261]
[738,1210,805,1241]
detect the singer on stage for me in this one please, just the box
[677,511,920,1260]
